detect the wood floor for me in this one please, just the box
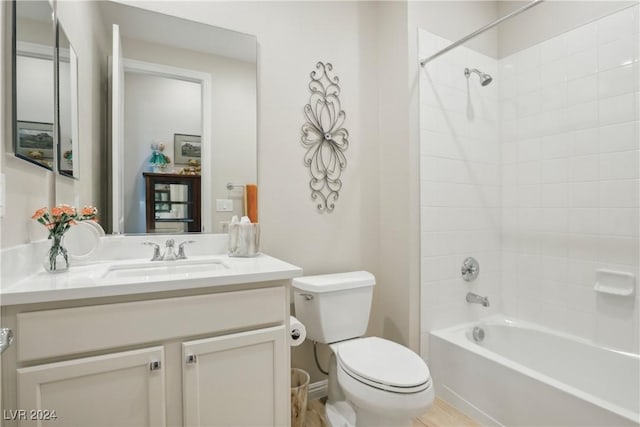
[304,397,479,427]
[415,399,479,427]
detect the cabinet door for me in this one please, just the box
[17,347,166,427]
[183,326,287,427]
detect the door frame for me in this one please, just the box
[113,56,212,233]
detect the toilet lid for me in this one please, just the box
[336,337,431,390]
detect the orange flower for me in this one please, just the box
[31,207,47,220]
[33,204,98,238]
[81,206,96,216]
[61,205,75,216]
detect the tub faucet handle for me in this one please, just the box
[461,257,480,282]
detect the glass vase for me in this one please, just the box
[43,235,69,273]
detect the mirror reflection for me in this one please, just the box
[13,0,55,171]
[56,23,79,179]
[97,2,258,235]
[122,71,203,234]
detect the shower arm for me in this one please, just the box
[465,68,481,78]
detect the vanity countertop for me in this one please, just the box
[0,254,302,306]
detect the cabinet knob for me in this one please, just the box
[149,360,162,371]
[186,354,197,365]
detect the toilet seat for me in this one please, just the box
[334,337,431,394]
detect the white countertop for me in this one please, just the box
[0,254,303,306]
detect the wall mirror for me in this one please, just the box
[56,22,79,179]
[12,0,55,171]
[55,2,258,235]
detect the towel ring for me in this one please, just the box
[226,183,244,191]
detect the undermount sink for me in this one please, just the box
[103,258,228,280]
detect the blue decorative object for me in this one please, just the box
[149,142,169,172]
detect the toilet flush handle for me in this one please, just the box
[300,293,314,301]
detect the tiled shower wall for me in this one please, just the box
[499,5,639,353]
[419,5,639,356]
[418,29,501,355]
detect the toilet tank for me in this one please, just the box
[292,271,375,344]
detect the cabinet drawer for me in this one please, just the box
[17,286,285,362]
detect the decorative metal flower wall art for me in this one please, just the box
[301,62,349,212]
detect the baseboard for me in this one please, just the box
[308,379,328,401]
[439,385,503,427]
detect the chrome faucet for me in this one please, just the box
[162,239,177,261]
[466,292,490,307]
[143,239,194,261]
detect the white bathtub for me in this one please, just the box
[430,316,640,426]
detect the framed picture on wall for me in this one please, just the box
[174,134,201,165]
[16,120,54,162]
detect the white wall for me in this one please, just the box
[16,56,54,124]
[123,73,201,233]
[122,37,257,230]
[1,2,53,248]
[54,1,109,229]
[498,1,638,58]
[408,1,500,355]
[369,0,412,351]
[409,1,499,59]
[418,30,502,356]
[2,0,107,246]
[499,5,639,353]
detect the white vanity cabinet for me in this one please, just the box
[2,283,291,427]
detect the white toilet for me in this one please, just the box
[293,271,434,427]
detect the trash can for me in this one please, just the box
[291,368,310,427]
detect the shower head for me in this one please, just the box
[464,67,493,86]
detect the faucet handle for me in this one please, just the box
[177,240,196,259]
[142,241,162,261]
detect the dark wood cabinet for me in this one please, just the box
[143,172,201,233]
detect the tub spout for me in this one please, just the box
[466,292,490,307]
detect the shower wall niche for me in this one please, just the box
[419,4,639,356]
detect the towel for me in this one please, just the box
[246,184,258,223]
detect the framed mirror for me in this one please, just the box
[12,0,55,171]
[55,2,258,235]
[56,22,79,179]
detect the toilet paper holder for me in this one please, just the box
[289,316,306,347]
